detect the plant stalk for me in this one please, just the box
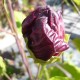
[5,0,33,80]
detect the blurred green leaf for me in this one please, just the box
[0,56,6,76]
[64,0,71,6]
[72,38,80,51]
[48,63,80,80]
[74,0,80,6]
[14,10,26,34]
[22,0,28,6]
[64,0,80,12]
[62,63,80,80]
[49,76,70,80]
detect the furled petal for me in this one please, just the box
[22,6,69,61]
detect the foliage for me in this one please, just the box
[49,76,70,80]
[72,38,80,51]
[14,10,26,34]
[0,56,6,76]
[73,0,80,6]
[64,0,80,11]
[48,62,80,80]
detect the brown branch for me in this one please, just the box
[0,28,15,36]
[3,3,14,33]
[61,0,64,15]
[5,0,33,80]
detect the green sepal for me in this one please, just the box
[64,34,70,43]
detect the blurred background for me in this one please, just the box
[0,0,80,80]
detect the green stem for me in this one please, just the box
[43,65,49,80]
[37,65,50,80]
[4,73,12,80]
[36,64,41,80]
[39,65,44,79]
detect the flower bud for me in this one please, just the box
[22,6,69,61]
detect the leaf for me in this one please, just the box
[14,10,26,34]
[72,38,80,51]
[73,0,80,6]
[0,56,6,76]
[22,0,28,6]
[49,76,70,80]
[64,0,71,6]
[48,62,80,80]
[64,0,80,12]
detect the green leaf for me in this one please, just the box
[49,76,70,80]
[0,56,6,76]
[64,0,71,6]
[48,62,80,80]
[22,0,28,6]
[14,10,26,34]
[73,0,80,6]
[72,38,80,51]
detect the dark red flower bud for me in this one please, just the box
[22,6,69,61]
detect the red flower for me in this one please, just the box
[22,6,69,61]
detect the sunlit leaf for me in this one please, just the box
[48,62,80,80]
[0,56,6,76]
[49,76,70,80]
[74,0,80,6]
[14,11,26,34]
[64,0,80,12]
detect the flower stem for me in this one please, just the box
[4,73,12,80]
[37,65,50,80]
[35,64,41,80]
[3,0,33,80]
[43,65,49,80]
